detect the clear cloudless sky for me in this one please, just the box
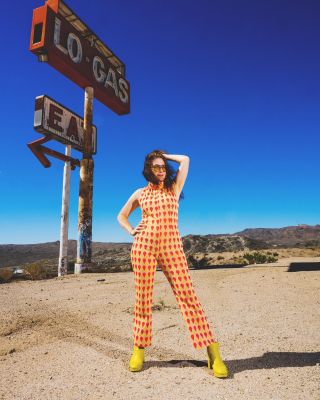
[1,0,319,244]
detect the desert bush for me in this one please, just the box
[243,251,278,265]
[266,254,278,263]
[217,255,225,260]
[186,254,211,268]
[186,254,198,268]
[197,256,210,267]
[152,299,166,311]
[24,263,49,280]
[231,257,249,266]
[0,268,14,283]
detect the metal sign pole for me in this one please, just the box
[75,87,94,273]
[58,144,71,276]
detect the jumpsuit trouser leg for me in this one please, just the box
[131,240,217,349]
[158,247,217,350]
[131,246,158,348]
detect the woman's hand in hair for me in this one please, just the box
[152,149,167,157]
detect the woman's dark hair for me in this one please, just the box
[142,149,185,201]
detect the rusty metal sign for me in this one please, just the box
[29,0,130,115]
[34,95,97,154]
[27,135,80,169]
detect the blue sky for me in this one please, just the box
[1,0,319,244]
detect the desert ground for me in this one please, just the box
[0,257,319,400]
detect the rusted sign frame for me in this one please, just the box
[29,0,130,115]
[34,95,97,154]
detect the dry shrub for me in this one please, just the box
[24,263,48,280]
[243,251,278,265]
[231,257,249,266]
[0,268,14,283]
[152,299,166,311]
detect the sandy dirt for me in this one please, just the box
[0,258,319,400]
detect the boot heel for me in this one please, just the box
[207,342,229,378]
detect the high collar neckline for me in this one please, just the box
[148,181,165,190]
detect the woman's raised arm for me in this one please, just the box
[162,153,190,198]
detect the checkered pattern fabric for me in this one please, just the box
[130,182,217,349]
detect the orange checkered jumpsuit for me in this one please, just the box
[130,181,217,349]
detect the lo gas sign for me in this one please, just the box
[29,0,130,115]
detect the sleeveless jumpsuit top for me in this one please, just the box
[131,181,184,263]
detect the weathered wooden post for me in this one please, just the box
[75,87,94,273]
[58,144,72,276]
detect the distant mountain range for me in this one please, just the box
[0,224,319,268]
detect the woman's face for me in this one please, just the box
[151,157,166,182]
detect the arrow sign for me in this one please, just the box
[27,135,80,169]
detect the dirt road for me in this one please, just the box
[0,260,319,400]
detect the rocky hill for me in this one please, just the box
[0,241,129,269]
[235,224,320,247]
[182,234,267,253]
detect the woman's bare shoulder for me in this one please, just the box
[134,187,146,204]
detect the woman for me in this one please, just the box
[117,150,228,378]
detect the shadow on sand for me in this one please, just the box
[288,262,320,272]
[144,351,320,377]
[189,263,246,270]
[156,264,246,272]
[185,262,320,272]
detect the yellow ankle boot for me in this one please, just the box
[129,345,145,372]
[207,342,229,378]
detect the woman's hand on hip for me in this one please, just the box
[131,222,147,236]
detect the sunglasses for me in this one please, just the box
[151,165,166,172]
